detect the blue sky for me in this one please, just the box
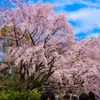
[42,0,100,40]
[33,0,100,40]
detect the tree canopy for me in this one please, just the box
[0,0,100,96]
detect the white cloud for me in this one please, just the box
[67,8,100,34]
[48,0,100,39]
[86,32,100,38]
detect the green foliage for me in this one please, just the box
[0,26,31,47]
[24,34,31,41]
[3,61,14,66]
[0,89,41,100]
[0,70,41,100]
[29,89,41,100]
[1,26,10,37]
